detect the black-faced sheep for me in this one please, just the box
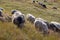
[12,10,25,28]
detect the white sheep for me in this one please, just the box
[36,18,50,28]
[34,18,49,35]
[50,21,60,32]
[0,8,12,22]
[26,14,35,23]
[12,10,25,28]
[0,8,6,22]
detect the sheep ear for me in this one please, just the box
[12,10,16,14]
[0,8,4,11]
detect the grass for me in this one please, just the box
[0,0,60,40]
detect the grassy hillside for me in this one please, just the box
[0,0,60,40]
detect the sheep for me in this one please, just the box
[26,14,35,23]
[0,8,12,22]
[50,21,60,32]
[0,8,6,22]
[34,18,49,35]
[0,9,3,17]
[36,1,47,8]
[36,18,50,28]
[39,2,47,8]
[12,10,25,28]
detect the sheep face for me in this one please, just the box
[13,16,25,28]
[13,16,24,24]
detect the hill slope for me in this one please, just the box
[0,0,60,40]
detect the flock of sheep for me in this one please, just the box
[32,0,57,9]
[0,7,60,35]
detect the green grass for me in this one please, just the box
[0,0,60,40]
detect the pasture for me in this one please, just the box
[0,0,60,40]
